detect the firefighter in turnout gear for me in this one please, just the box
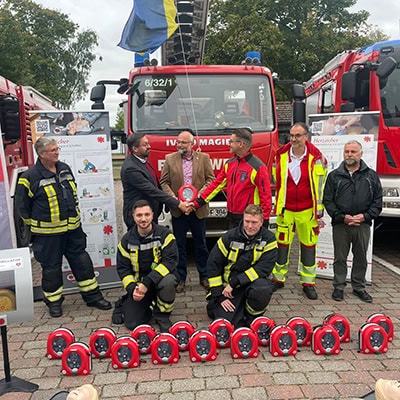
[206,204,277,328]
[115,200,178,332]
[15,137,111,317]
[271,122,328,300]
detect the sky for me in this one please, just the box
[34,0,400,124]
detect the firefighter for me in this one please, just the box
[206,204,277,328]
[114,200,178,332]
[271,122,328,300]
[15,137,111,317]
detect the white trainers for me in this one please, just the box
[375,378,400,400]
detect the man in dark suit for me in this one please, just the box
[160,129,215,292]
[120,132,191,230]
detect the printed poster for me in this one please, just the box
[308,111,379,283]
[29,111,120,289]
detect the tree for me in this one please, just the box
[114,109,125,131]
[0,0,98,108]
[204,0,388,99]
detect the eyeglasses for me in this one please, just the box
[289,133,307,139]
[177,140,192,145]
[45,147,60,153]
[228,139,242,144]
[139,143,150,148]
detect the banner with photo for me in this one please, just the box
[29,111,120,290]
[308,111,380,283]
[0,133,15,250]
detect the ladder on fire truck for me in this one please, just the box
[161,0,210,66]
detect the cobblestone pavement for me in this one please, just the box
[1,180,399,400]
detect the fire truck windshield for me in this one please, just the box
[380,66,400,126]
[130,74,275,134]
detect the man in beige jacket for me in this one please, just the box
[160,129,215,293]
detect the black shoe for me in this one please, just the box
[353,290,373,303]
[48,303,63,318]
[87,299,112,310]
[271,280,284,292]
[156,317,173,333]
[111,298,124,325]
[303,285,318,300]
[332,288,344,302]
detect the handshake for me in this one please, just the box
[178,200,197,215]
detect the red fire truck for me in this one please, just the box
[0,75,55,246]
[303,39,400,217]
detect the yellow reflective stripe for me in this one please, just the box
[31,226,69,234]
[156,297,174,313]
[162,233,175,249]
[245,267,259,282]
[43,286,63,302]
[245,300,265,315]
[265,240,278,252]
[154,263,169,277]
[68,180,77,194]
[118,242,130,258]
[37,219,68,228]
[18,177,34,197]
[217,238,228,257]
[204,178,227,203]
[209,276,223,287]
[228,247,239,263]
[77,277,98,292]
[250,169,260,203]
[44,185,60,222]
[122,275,135,288]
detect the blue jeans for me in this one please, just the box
[172,213,209,282]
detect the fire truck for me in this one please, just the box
[91,0,299,235]
[0,75,55,246]
[303,39,400,217]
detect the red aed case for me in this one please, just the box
[189,330,218,362]
[323,313,351,343]
[286,317,313,347]
[169,321,196,351]
[358,322,389,354]
[111,335,140,369]
[130,324,157,354]
[366,313,394,342]
[89,327,116,359]
[270,325,298,357]
[47,327,75,360]
[231,327,259,359]
[61,342,91,376]
[312,325,341,355]
[250,316,276,346]
[151,333,180,365]
[209,319,235,348]
[178,184,198,202]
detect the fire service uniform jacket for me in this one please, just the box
[207,223,277,326]
[116,223,178,328]
[15,159,102,304]
[195,152,272,221]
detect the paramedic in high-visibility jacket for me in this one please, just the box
[15,137,111,317]
[271,122,328,300]
[115,199,178,332]
[206,204,277,328]
[193,127,272,228]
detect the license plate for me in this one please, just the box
[209,207,227,218]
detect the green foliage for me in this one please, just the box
[0,0,98,108]
[204,0,388,100]
[114,109,125,131]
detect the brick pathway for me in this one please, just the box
[1,180,399,400]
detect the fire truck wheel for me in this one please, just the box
[14,200,31,248]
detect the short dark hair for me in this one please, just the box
[244,204,263,218]
[291,122,309,134]
[132,199,153,213]
[232,128,252,147]
[126,132,146,153]
[180,128,195,136]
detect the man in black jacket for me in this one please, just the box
[121,133,191,229]
[206,204,277,328]
[323,140,382,303]
[115,200,178,332]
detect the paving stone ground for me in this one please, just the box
[1,180,399,400]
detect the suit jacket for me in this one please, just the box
[160,151,215,219]
[120,154,180,228]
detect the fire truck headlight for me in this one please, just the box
[382,187,399,197]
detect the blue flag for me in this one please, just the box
[118,0,178,53]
